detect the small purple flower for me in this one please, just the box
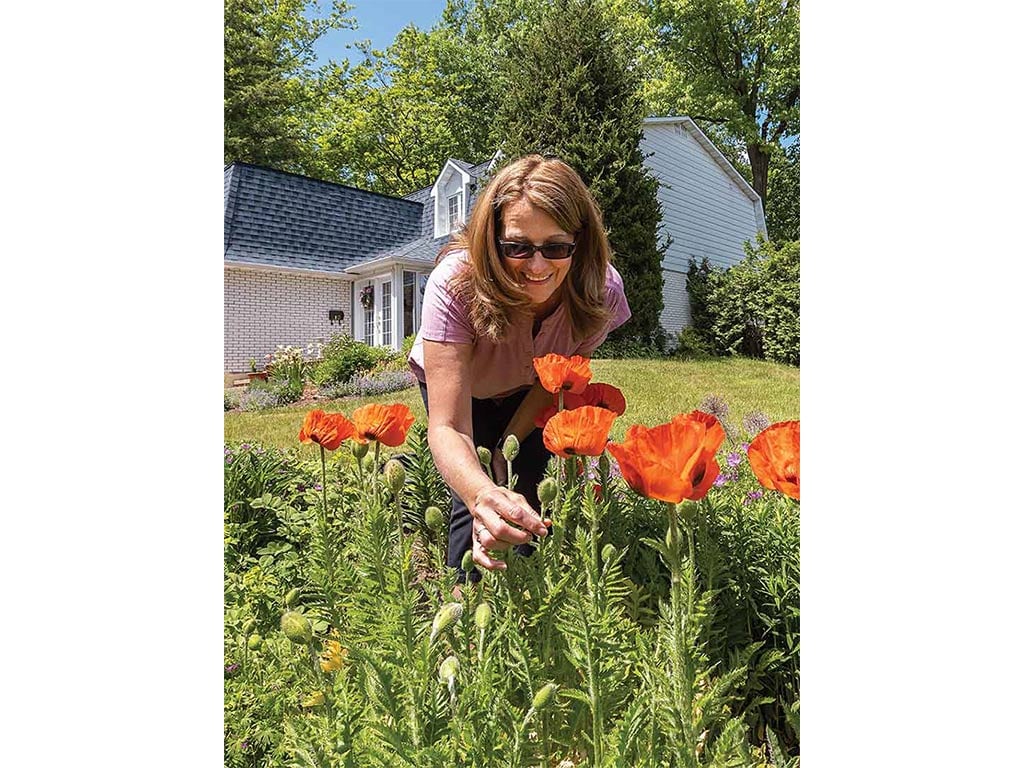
[727,452,742,467]
[225,663,239,676]
[241,740,250,751]
[314,483,322,491]
[744,490,764,505]
[713,472,729,487]
[226,456,233,465]
[240,443,251,451]
[740,443,749,453]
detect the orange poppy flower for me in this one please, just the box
[533,382,627,428]
[542,406,617,458]
[351,403,415,446]
[606,412,725,503]
[747,420,800,500]
[298,410,356,451]
[582,382,626,415]
[533,354,592,395]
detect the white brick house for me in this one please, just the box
[223,117,765,373]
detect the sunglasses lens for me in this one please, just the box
[499,242,575,259]
[502,243,533,259]
[542,244,572,260]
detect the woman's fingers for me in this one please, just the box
[474,487,550,542]
[472,531,507,571]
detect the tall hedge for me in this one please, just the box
[495,0,666,346]
[689,238,800,366]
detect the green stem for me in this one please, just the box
[319,446,341,630]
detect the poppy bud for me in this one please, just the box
[531,682,558,712]
[461,549,475,574]
[247,634,263,650]
[601,543,616,563]
[665,525,678,553]
[301,691,326,708]
[439,655,460,684]
[537,477,557,506]
[284,588,300,607]
[425,506,445,531]
[384,459,406,495]
[476,446,492,466]
[242,618,257,635]
[474,602,492,629]
[675,500,697,525]
[430,602,464,644]
[502,435,520,462]
[280,611,313,645]
[351,441,368,459]
[597,453,611,477]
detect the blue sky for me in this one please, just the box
[313,0,449,66]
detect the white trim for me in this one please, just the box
[224,260,351,279]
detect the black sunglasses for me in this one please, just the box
[496,239,577,261]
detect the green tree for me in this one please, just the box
[308,23,498,195]
[765,139,799,243]
[645,0,800,214]
[224,0,354,170]
[496,0,667,345]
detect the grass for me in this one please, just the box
[224,356,799,451]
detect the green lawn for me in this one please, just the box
[224,357,799,451]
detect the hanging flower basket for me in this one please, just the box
[360,285,374,310]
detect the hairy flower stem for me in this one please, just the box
[319,446,342,630]
[371,442,382,509]
[666,502,697,766]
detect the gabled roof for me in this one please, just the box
[223,163,424,273]
[642,116,761,205]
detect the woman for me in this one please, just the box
[407,155,631,583]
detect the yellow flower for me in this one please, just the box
[301,690,326,708]
[319,635,347,673]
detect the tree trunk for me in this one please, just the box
[747,142,770,210]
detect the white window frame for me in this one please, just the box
[381,279,392,347]
[447,193,461,232]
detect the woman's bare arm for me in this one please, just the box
[422,340,550,571]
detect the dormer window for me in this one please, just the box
[447,193,462,232]
[431,160,473,238]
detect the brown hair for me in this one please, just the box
[439,155,613,343]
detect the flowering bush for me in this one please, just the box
[319,369,416,399]
[224,366,801,766]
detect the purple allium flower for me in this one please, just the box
[744,490,764,505]
[699,394,729,421]
[727,452,742,467]
[742,411,771,438]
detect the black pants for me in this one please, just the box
[419,382,553,583]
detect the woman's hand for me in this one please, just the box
[470,485,551,571]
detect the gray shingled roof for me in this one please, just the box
[224,163,424,273]
[364,235,449,266]
[401,155,495,239]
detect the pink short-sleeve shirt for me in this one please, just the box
[408,250,632,399]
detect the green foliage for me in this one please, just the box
[766,140,800,244]
[224,0,355,170]
[695,238,800,366]
[645,0,800,226]
[686,257,717,346]
[672,327,716,360]
[396,423,451,532]
[312,333,392,385]
[495,0,667,346]
[592,335,666,360]
[224,404,800,765]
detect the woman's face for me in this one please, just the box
[499,197,575,316]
